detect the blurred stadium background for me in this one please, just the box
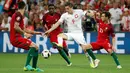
[0,0,130,73]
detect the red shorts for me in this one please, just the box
[49,35,67,48]
[11,37,32,50]
[91,40,112,52]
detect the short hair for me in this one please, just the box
[48,4,55,8]
[101,11,111,19]
[64,2,73,8]
[18,1,26,9]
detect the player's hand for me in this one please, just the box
[24,33,33,39]
[34,31,42,35]
[3,28,8,31]
[44,30,50,37]
[112,46,116,52]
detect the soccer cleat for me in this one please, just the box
[23,65,33,71]
[33,68,44,72]
[94,59,100,68]
[89,61,95,68]
[67,63,72,66]
[117,65,122,69]
[90,63,95,68]
[85,53,95,68]
[88,56,95,68]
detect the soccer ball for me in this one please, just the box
[41,49,51,59]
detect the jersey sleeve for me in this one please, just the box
[82,10,86,16]
[58,13,65,23]
[42,14,46,25]
[110,24,115,37]
[15,12,22,22]
[79,9,85,17]
[119,9,122,15]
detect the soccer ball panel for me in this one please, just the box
[41,50,51,59]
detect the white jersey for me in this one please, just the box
[59,9,85,33]
[109,8,122,24]
[58,9,87,45]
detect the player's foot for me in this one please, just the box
[87,56,95,68]
[117,65,122,69]
[90,62,95,68]
[94,59,100,68]
[23,65,33,71]
[85,54,95,68]
[90,61,95,68]
[67,63,72,66]
[33,68,44,72]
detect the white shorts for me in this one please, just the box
[64,32,87,45]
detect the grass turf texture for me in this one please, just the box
[0,53,130,73]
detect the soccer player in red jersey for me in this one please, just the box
[42,4,72,66]
[10,1,43,72]
[85,12,122,69]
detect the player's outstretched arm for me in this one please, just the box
[14,22,33,39]
[14,22,25,34]
[0,27,8,31]
[44,21,61,36]
[24,28,42,35]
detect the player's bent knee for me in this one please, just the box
[35,45,39,50]
[58,33,67,40]
[30,42,39,50]
[83,44,92,50]
[107,49,113,54]
[81,44,91,51]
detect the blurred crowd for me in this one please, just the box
[0,0,130,32]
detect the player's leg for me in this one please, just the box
[82,44,96,60]
[57,33,72,66]
[104,43,122,69]
[50,33,66,48]
[24,47,35,70]
[11,38,36,71]
[63,47,71,58]
[70,33,98,68]
[56,33,68,47]
[83,42,102,68]
[16,38,43,72]
[111,51,122,69]
[29,42,44,72]
[24,47,38,71]
[50,34,70,56]
[24,44,42,71]
[51,42,72,66]
[81,44,100,68]
[51,34,72,66]
[57,48,72,66]
[84,51,94,68]
[63,40,71,58]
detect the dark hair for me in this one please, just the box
[64,2,73,8]
[48,4,55,8]
[101,11,111,19]
[18,1,26,9]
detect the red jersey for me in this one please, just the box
[43,12,62,36]
[10,11,24,42]
[97,20,115,41]
[43,12,67,48]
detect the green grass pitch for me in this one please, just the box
[0,53,130,73]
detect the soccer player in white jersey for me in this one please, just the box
[44,2,100,68]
